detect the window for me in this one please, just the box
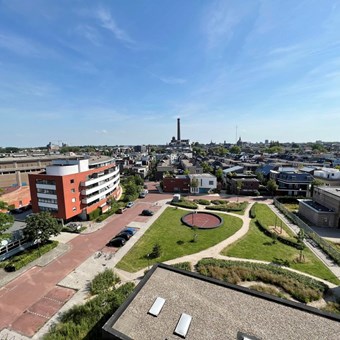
[70,179,74,184]
[71,188,75,193]
[209,181,214,185]
[71,198,76,202]
[72,207,77,211]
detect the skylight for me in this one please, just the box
[174,313,192,338]
[148,297,165,317]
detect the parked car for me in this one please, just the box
[107,237,126,247]
[126,202,134,208]
[115,231,132,241]
[11,208,23,214]
[141,209,154,216]
[122,227,137,235]
[117,207,127,214]
[66,222,82,232]
[139,192,146,198]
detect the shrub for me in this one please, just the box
[211,199,227,205]
[90,269,121,295]
[206,202,247,213]
[88,208,100,221]
[170,200,198,209]
[196,258,327,303]
[194,199,211,205]
[45,282,135,340]
[249,203,257,218]
[171,262,192,271]
[150,243,162,259]
[4,241,58,272]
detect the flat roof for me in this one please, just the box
[319,186,340,198]
[103,264,340,340]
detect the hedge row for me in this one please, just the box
[206,202,247,213]
[4,241,59,272]
[171,262,192,271]
[88,208,101,221]
[249,203,257,218]
[193,199,211,205]
[171,200,198,209]
[256,220,303,250]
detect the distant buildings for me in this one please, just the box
[168,118,191,151]
[29,156,120,221]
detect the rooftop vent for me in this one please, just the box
[148,297,165,317]
[174,313,192,338]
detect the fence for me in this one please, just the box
[0,238,31,261]
[274,198,340,265]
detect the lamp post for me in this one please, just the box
[37,230,42,257]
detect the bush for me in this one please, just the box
[150,243,162,259]
[44,282,135,340]
[194,199,211,205]
[211,199,227,205]
[90,269,121,295]
[249,203,257,218]
[171,262,192,271]
[206,202,248,213]
[88,208,100,221]
[4,241,58,272]
[170,200,198,209]
[196,258,327,303]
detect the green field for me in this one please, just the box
[222,204,340,285]
[116,207,242,272]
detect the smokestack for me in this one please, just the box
[177,118,181,141]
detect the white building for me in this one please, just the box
[188,174,217,194]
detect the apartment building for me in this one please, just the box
[29,156,120,221]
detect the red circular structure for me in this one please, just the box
[181,211,223,229]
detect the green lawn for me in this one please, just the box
[253,203,295,239]
[116,207,243,272]
[222,219,340,285]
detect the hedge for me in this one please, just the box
[171,262,192,271]
[206,202,247,213]
[193,199,211,205]
[90,269,121,295]
[170,200,198,209]
[88,208,101,221]
[4,241,59,272]
[249,203,257,218]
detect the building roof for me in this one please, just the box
[222,165,244,174]
[319,186,340,198]
[103,264,340,340]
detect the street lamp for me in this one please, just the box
[37,230,42,257]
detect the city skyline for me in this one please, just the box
[1,1,340,147]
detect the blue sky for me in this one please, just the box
[1,0,340,147]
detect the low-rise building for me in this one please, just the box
[188,173,217,194]
[299,186,340,228]
[102,264,340,339]
[313,168,340,186]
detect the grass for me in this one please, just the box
[222,219,340,285]
[253,203,295,239]
[283,203,299,212]
[116,207,243,272]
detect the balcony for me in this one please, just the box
[80,168,119,187]
[81,176,119,196]
[81,185,117,205]
[38,202,58,209]
[37,193,57,200]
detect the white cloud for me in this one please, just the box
[0,32,40,56]
[95,7,135,47]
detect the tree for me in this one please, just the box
[266,179,278,197]
[236,181,243,202]
[201,162,213,173]
[190,177,199,194]
[297,230,306,262]
[215,168,223,182]
[24,212,61,244]
[150,243,161,259]
[0,213,14,234]
[230,145,241,154]
[310,179,324,197]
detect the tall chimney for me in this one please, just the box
[177,118,181,141]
